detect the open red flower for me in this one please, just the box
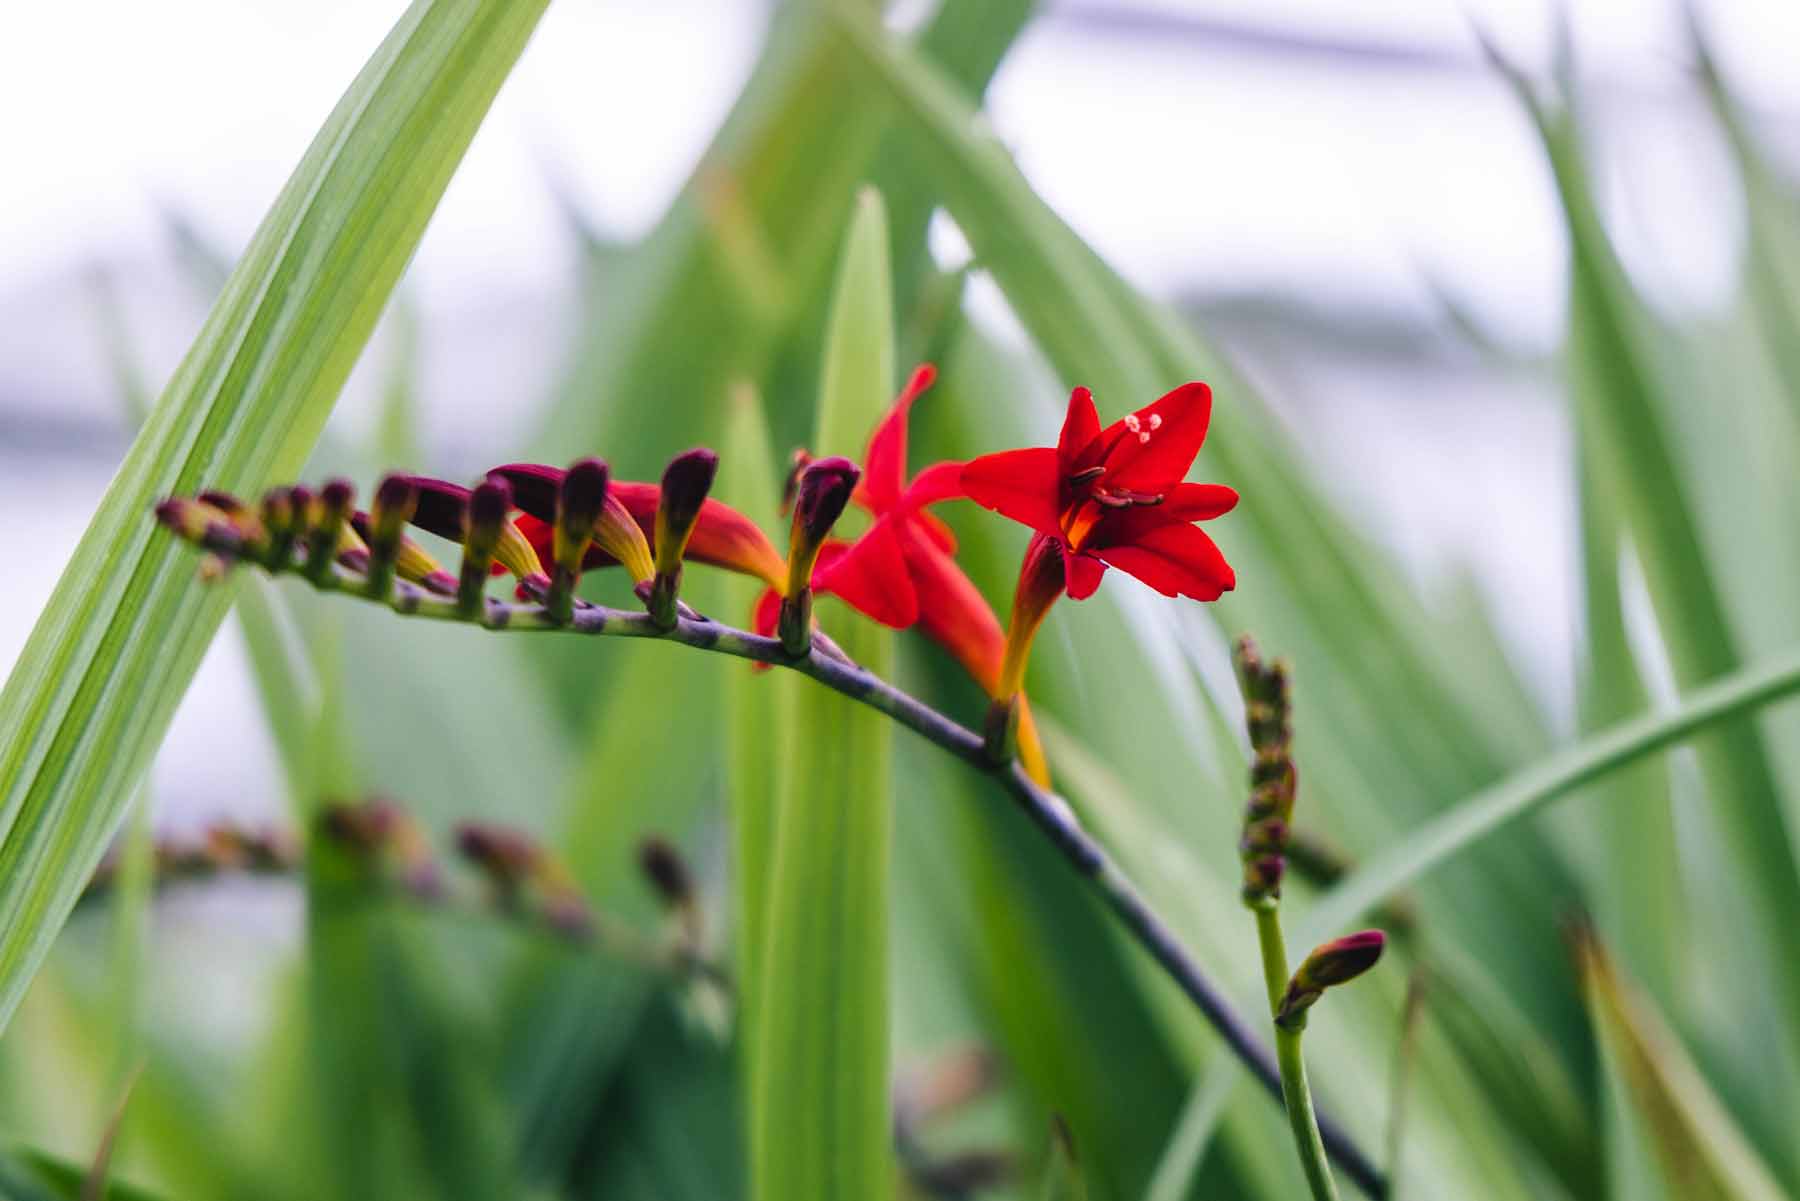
[960,383,1237,601]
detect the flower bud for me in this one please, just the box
[638,835,702,950]
[995,533,1067,705]
[647,448,719,627]
[155,496,242,555]
[1277,930,1386,1029]
[456,476,510,615]
[358,474,417,598]
[545,457,610,623]
[304,478,355,583]
[778,456,860,656]
[260,486,299,569]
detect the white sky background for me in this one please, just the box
[1,0,1796,820]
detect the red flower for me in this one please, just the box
[960,383,1237,601]
[754,366,1003,691]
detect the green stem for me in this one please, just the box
[1256,903,1340,1201]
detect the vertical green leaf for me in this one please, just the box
[719,384,789,1060]
[0,0,551,1034]
[751,188,897,1201]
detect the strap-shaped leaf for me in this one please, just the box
[751,187,898,1201]
[0,0,549,1033]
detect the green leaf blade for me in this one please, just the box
[0,0,551,1034]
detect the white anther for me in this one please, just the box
[1137,431,1151,444]
[1123,413,1141,433]
[1148,413,1163,430]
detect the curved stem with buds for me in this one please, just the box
[161,523,1389,1196]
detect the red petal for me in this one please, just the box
[813,516,920,628]
[487,463,565,522]
[752,585,782,637]
[1058,386,1103,470]
[897,523,1004,693]
[899,460,966,511]
[1062,545,1107,600]
[610,480,785,587]
[961,447,1063,537]
[1088,482,1239,547]
[1093,522,1234,601]
[861,364,937,513]
[1096,382,1213,493]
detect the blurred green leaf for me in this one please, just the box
[1040,1116,1088,1201]
[1302,642,1800,946]
[719,385,789,1062]
[751,187,897,1201]
[0,0,550,1034]
[1577,930,1787,1201]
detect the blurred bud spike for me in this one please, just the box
[455,820,542,897]
[1278,930,1386,1029]
[638,836,693,909]
[1235,634,1297,906]
[648,448,719,627]
[317,798,440,900]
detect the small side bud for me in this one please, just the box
[779,456,860,656]
[1277,930,1386,1029]
[648,448,719,628]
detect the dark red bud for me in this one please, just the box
[794,456,860,542]
[659,448,719,527]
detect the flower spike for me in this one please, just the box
[1234,635,1297,906]
[779,456,860,656]
[648,448,719,628]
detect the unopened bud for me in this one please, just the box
[456,476,510,614]
[544,457,609,623]
[1277,930,1386,1029]
[778,457,860,655]
[260,486,299,569]
[304,478,355,583]
[648,448,718,627]
[357,474,416,598]
[638,837,693,910]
